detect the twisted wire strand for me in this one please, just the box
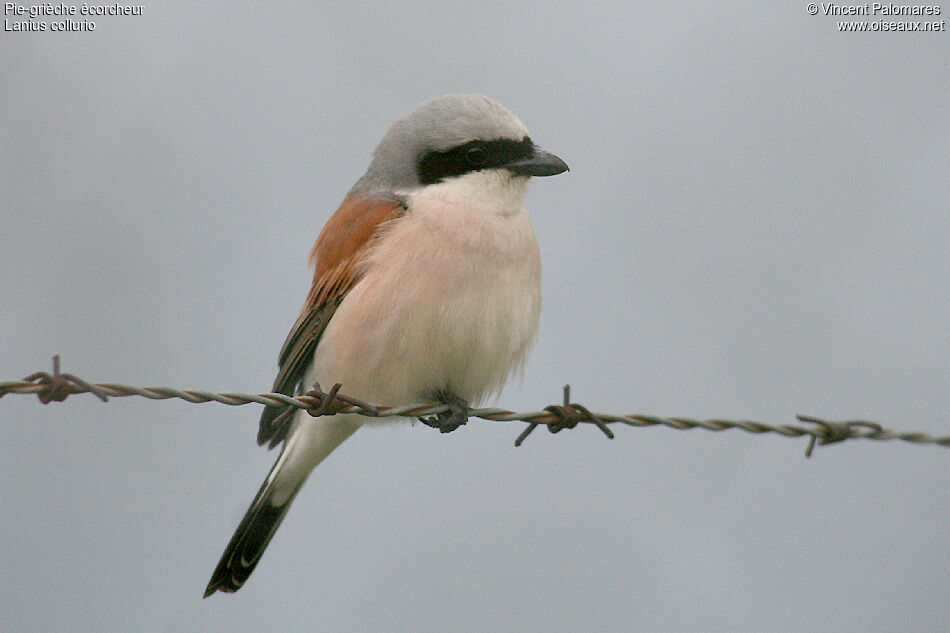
[2,357,949,454]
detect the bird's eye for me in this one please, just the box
[465,145,488,166]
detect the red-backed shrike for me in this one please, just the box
[204,94,568,596]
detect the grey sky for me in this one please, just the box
[2,2,948,632]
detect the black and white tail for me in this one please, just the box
[204,458,303,596]
[204,414,360,596]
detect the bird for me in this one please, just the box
[204,94,568,596]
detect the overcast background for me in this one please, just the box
[2,3,949,632]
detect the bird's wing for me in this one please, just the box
[257,194,405,447]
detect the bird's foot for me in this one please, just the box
[419,392,469,433]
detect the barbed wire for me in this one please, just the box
[2,356,948,457]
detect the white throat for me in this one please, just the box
[401,169,531,220]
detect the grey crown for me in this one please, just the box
[352,94,531,195]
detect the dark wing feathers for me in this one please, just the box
[257,300,345,447]
[255,195,405,447]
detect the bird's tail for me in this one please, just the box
[204,414,360,597]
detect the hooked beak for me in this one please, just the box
[504,147,569,177]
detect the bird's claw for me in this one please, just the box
[419,392,469,433]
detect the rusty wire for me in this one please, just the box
[2,356,949,457]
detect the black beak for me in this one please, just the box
[505,147,569,177]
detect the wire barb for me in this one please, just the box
[515,384,614,446]
[302,382,380,417]
[16,355,109,404]
[797,414,885,458]
[1,356,948,456]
